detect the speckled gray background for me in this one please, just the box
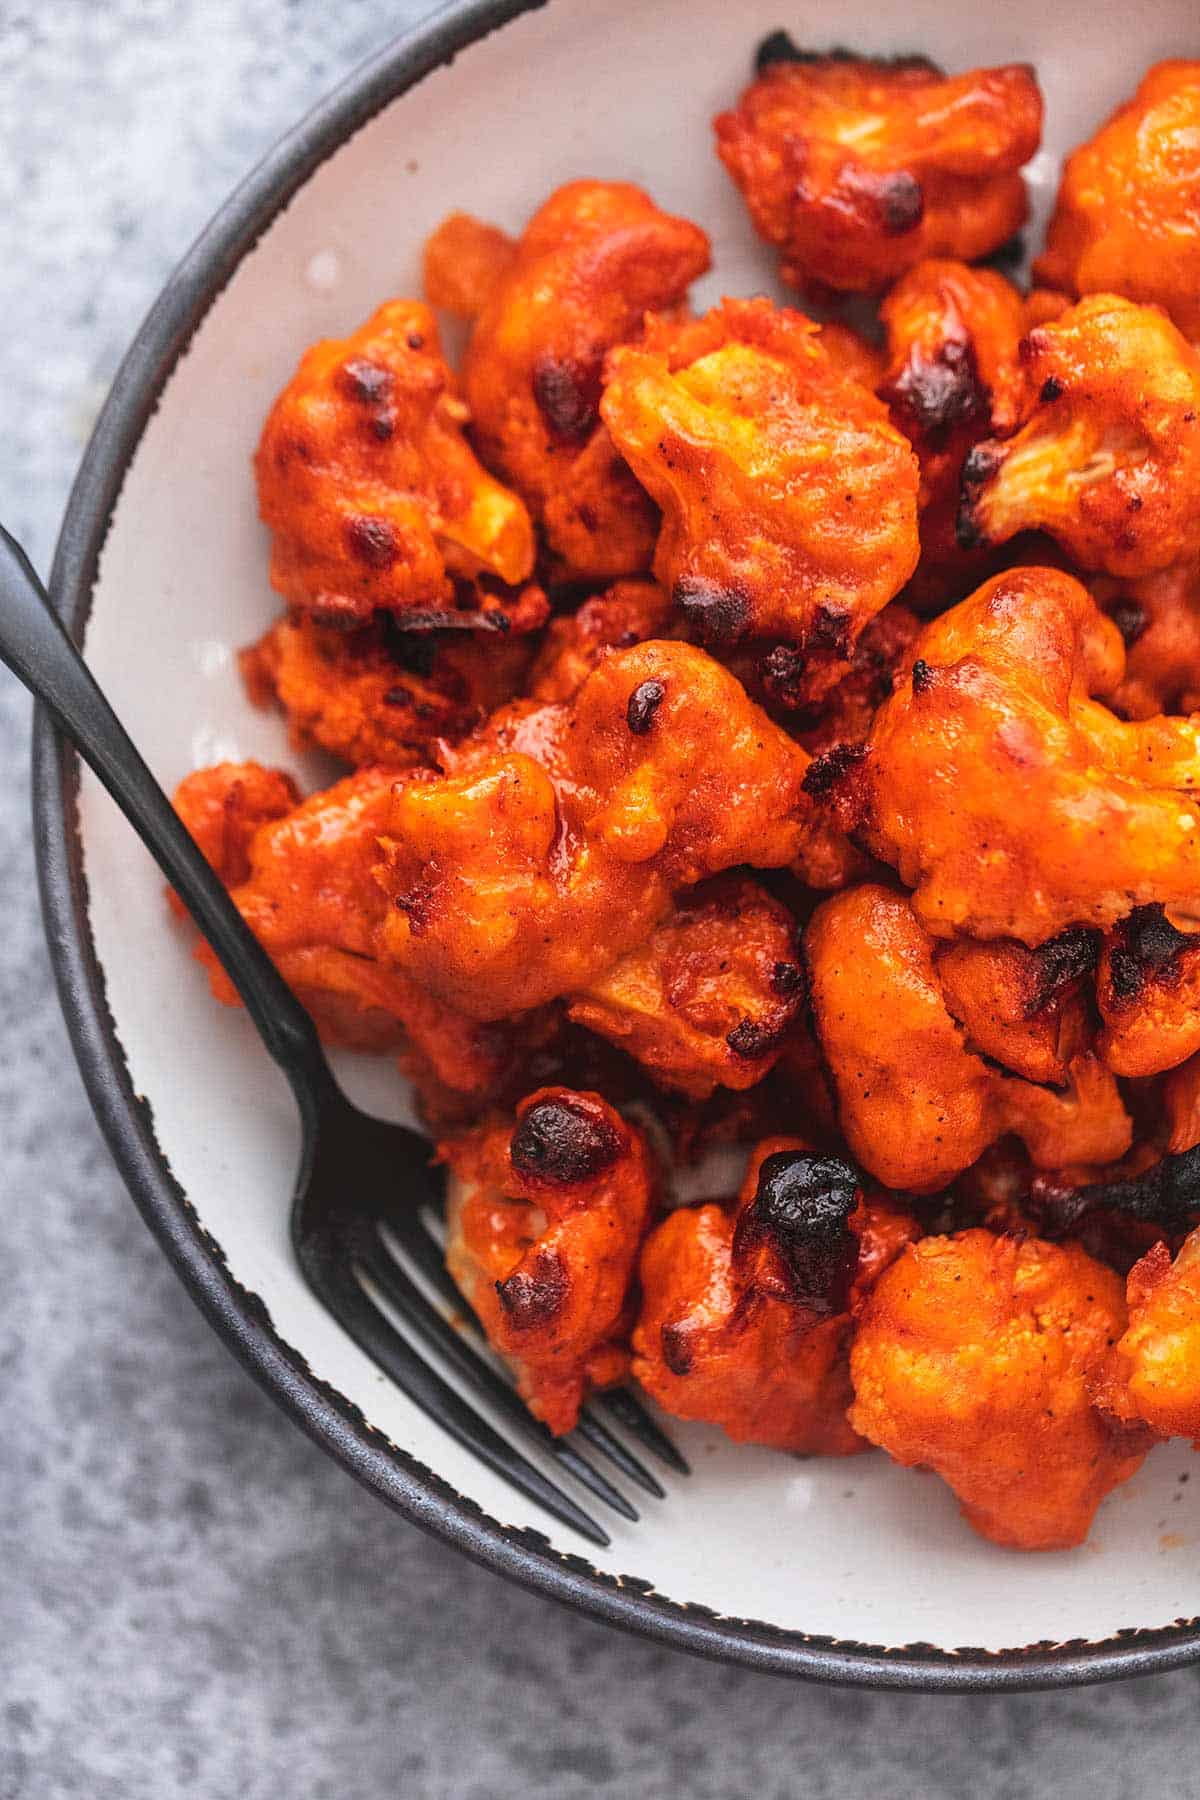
[3,5,1199,1796]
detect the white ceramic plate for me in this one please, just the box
[34,0,1200,1688]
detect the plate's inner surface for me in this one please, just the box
[76,0,1200,1653]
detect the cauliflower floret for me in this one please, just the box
[460,181,710,583]
[256,299,535,624]
[375,640,848,1020]
[850,1230,1148,1550]
[806,884,1130,1191]
[958,297,1200,580]
[601,297,919,695]
[1106,1227,1200,1445]
[633,1138,918,1452]
[714,40,1042,295]
[1036,62,1200,342]
[819,566,1200,942]
[442,1088,657,1433]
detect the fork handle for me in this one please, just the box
[0,524,333,1111]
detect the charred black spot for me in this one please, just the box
[1107,597,1147,648]
[838,163,925,236]
[1107,905,1194,1003]
[807,604,853,660]
[801,740,868,800]
[956,441,1004,548]
[339,358,393,404]
[496,1247,568,1330]
[675,576,751,645]
[345,514,399,569]
[626,678,666,735]
[734,1151,859,1314]
[1037,1145,1200,1237]
[910,658,934,695]
[759,643,808,707]
[531,353,600,442]
[885,339,984,446]
[754,29,807,68]
[1025,926,1100,1017]
[771,959,806,998]
[381,685,414,708]
[379,617,439,675]
[1104,949,1141,1005]
[660,1321,694,1376]
[1127,904,1193,976]
[1040,375,1064,404]
[393,883,433,933]
[511,1095,621,1184]
[753,36,939,74]
[875,170,924,236]
[335,358,400,440]
[726,1017,784,1060]
[877,51,942,75]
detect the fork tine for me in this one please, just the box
[389,1209,688,1483]
[307,1250,611,1547]
[597,1387,691,1476]
[385,1206,466,1315]
[573,1410,666,1499]
[357,1225,639,1524]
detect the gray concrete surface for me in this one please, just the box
[2,5,1198,1795]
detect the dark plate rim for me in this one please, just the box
[29,0,1200,1691]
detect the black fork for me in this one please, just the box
[1,526,687,1546]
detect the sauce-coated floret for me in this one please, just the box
[460,181,710,582]
[1101,562,1200,722]
[240,608,543,770]
[878,259,1040,607]
[174,764,520,1098]
[1164,1053,1200,1157]
[935,928,1097,1086]
[1036,62,1200,342]
[1096,905,1200,1078]
[769,602,923,754]
[1106,1228,1200,1445]
[805,885,1130,1191]
[256,299,535,625]
[958,297,1200,579]
[422,211,516,319]
[172,761,301,897]
[527,580,676,704]
[566,875,805,1100]
[714,44,1042,295]
[832,567,1200,942]
[441,1088,657,1433]
[633,1138,919,1451]
[601,298,919,695]
[375,639,846,1020]
[850,1230,1148,1549]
